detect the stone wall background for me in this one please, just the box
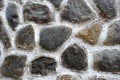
[0,0,120,80]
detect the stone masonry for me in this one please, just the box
[0,0,120,80]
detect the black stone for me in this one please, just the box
[40,26,72,50]
[49,0,62,8]
[93,49,120,72]
[0,18,11,49]
[94,0,116,20]
[31,56,57,75]
[104,21,120,45]
[61,44,87,71]
[1,55,27,79]
[23,2,52,24]
[61,0,94,23]
[6,3,19,30]
[16,25,35,50]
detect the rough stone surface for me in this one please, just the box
[40,26,72,50]
[61,44,87,71]
[0,0,3,10]
[88,76,107,80]
[93,0,116,20]
[49,0,62,8]
[31,56,57,75]
[0,18,11,49]
[93,49,120,72]
[23,2,52,24]
[1,55,27,79]
[15,25,35,50]
[76,24,102,45]
[104,21,120,45]
[56,74,82,80]
[6,3,19,30]
[61,0,94,23]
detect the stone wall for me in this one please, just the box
[0,0,120,80]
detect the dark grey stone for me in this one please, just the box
[1,55,27,79]
[94,0,116,20]
[40,26,72,50]
[31,56,57,75]
[49,0,62,8]
[61,44,87,71]
[15,25,35,50]
[61,0,94,23]
[0,18,11,49]
[104,21,120,45]
[23,2,52,24]
[6,3,19,30]
[0,0,3,10]
[93,49,120,72]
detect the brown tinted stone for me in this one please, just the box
[31,56,57,75]
[93,49,120,72]
[6,3,19,30]
[1,55,27,79]
[104,21,120,45]
[40,26,72,50]
[57,74,82,80]
[94,0,116,20]
[61,0,94,23]
[76,24,102,45]
[23,2,52,24]
[0,18,11,49]
[61,44,87,71]
[0,0,3,10]
[15,25,35,50]
[49,0,62,8]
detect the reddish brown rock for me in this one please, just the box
[104,21,120,45]
[56,74,82,80]
[15,25,35,50]
[1,55,27,79]
[76,24,102,45]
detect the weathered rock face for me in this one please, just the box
[93,0,116,20]
[104,21,120,45]
[61,44,87,71]
[40,26,72,50]
[49,0,62,9]
[6,3,19,30]
[1,55,27,79]
[23,2,52,24]
[76,24,102,45]
[31,56,57,75]
[56,74,82,80]
[61,0,94,23]
[15,25,35,50]
[0,0,3,10]
[0,18,11,49]
[93,49,120,72]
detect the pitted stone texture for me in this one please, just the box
[23,2,52,24]
[0,18,11,49]
[49,0,62,9]
[61,44,87,71]
[6,3,19,31]
[76,24,102,45]
[1,55,27,79]
[40,26,72,50]
[104,21,120,45]
[93,49,120,72]
[15,25,35,50]
[93,0,116,20]
[0,0,3,10]
[89,76,107,80]
[31,56,57,75]
[56,74,82,80]
[61,0,95,23]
